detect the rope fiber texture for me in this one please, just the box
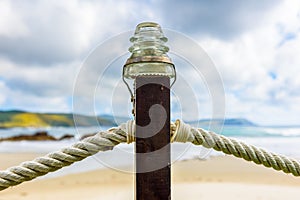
[0,125,128,191]
[0,120,299,191]
[171,120,300,177]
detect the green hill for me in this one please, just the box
[0,110,116,128]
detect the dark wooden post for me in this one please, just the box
[122,21,174,200]
[135,75,171,200]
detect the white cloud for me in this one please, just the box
[0,81,8,105]
[0,0,299,125]
[196,0,300,124]
[0,0,29,38]
[0,1,149,65]
[0,89,71,113]
[0,57,79,112]
[0,58,79,96]
[156,0,281,39]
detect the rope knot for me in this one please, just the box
[121,119,193,143]
[171,120,194,143]
[119,120,135,144]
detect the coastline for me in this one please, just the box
[1,153,300,200]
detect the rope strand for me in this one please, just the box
[172,119,300,176]
[0,125,128,191]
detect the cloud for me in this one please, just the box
[0,81,8,105]
[197,0,300,124]
[156,0,282,39]
[0,0,299,125]
[0,77,71,113]
[0,0,29,38]
[0,57,79,112]
[0,1,148,65]
[0,58,79,96]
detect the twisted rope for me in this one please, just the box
[0,119,299,191]
[0,124,128,191]
[172,120,300,176]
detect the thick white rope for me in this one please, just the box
[0,124,128,191]
[171,120,300,177]
[0,120,299,191]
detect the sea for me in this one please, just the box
[0,124,300,178]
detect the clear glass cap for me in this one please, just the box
[123,22,175,80]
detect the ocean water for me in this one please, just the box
[0,125,299,177]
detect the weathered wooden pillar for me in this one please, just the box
[135,76,170,199]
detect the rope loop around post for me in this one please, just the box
[119,120,135,144]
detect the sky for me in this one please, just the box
[0,0,300,125]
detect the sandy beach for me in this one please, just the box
[0,153,299,200]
